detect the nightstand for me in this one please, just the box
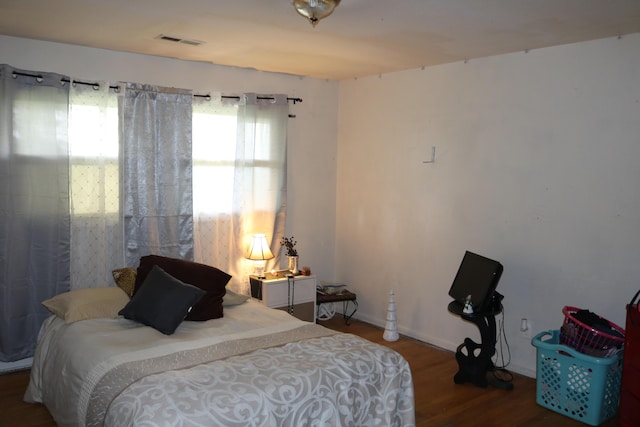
[249,274,317,322]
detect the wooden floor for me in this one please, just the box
[0,317,618,427]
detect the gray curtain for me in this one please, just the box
[120,83,194,267]
[0,65,71,362]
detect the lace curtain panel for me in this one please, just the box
[69,82,123,289]
[192,94,288,295]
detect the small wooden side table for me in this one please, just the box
[316,290,358,324]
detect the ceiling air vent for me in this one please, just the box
[156,34,204,46]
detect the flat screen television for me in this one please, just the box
[448,251,503,314]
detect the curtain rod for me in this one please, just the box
[11,72,121,91]
[11,71,303,104]
[195,94,303,105]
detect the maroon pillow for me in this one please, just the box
[134,255,231,321]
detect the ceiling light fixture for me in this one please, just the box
[292,0,341,27]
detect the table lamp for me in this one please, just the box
[246,234,274,279]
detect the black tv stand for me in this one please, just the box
[448,300,513,390]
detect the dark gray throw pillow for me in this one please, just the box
[119,265,206,335]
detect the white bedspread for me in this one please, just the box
[25,300,415,427]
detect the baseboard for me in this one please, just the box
[352,312,536,379]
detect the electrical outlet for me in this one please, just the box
[520,318,532,339]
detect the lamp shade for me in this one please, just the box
[292,0,341,27]
[246,234,275,261]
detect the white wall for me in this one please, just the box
[336,34,640,376]
[0,35,339,284]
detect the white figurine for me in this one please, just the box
[463,294,474,314]
[383,289,399,341]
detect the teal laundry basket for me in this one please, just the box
[532,330,623,426]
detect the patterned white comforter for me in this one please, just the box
[25,300,415,427]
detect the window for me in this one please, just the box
[67,88,287,292]
[192,101,238,215]
[192,99,285,215]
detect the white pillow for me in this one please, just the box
[223,289,250,306]
[42,287,130,323]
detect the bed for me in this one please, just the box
[24,268,415,426]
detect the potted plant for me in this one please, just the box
[280,236,299,273]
